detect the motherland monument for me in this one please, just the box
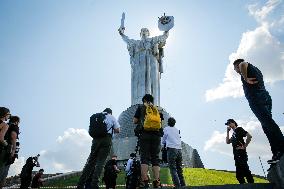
[112,13,203,168]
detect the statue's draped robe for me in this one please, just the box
[121,32,168,105]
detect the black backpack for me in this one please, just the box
[89,113,111,138]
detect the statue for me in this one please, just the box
[118,13,174,106]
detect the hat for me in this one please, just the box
[225,119,238,126]
[103,108,112,114]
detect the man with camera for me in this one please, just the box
[0,115,20,188]
[20,154,40,189]
[225,119,254,184]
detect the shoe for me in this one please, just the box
[153,179,162,188]
[267,151,283,164]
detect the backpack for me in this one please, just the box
[143,104,161,131]
[89,113,110,138]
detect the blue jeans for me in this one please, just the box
[248,94,284,156]
[167,148,185,187]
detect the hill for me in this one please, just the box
[44,168,268,187]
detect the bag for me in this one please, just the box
[89,113,109,138]
[143,105,161,131]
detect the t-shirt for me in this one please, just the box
[125,158,134,175]
[104,159,118,178]
[230,127,248,155]
[104,113,120,136]
[241,63,270,103]
[31,173,43,188]
[162,126,182,149]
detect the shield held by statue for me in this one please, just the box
[158,15,174,31]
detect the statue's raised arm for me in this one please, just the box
[118,12,136,51]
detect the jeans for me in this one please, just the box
[77,135,112,189]
[248,94,284,156]
[234,150,254,184]
[167,148,185,187]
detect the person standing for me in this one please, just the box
[125,153,140,189]
[20,155,40,189]
[233,59,284,163]
[103,155,120,189]
[0,116,20,187]
[133,94,163,188]
[0,107,10,148]
[31,169,44,189]
[162,117,185,188]
[225,119,254,184]
[77,108,120,189]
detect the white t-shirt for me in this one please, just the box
[162,126,182,149]
[104,113,120,136]
[125,158,134,175]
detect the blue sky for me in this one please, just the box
[1,0,284,177]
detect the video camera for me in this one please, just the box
[32,154,40,167]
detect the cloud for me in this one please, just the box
[8,156,25,177]
[204,118,284,159]
[206,0,284,102]
[40,128,92,173]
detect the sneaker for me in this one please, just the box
[153,179,162,188]
[267,151,283,164]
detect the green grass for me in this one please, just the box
[44,168,268,187]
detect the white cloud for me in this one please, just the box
[204,118,284,159]
[8,156,25,177]
[40,128,92,173]
[206,0,284,102]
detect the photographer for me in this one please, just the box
[0,116,20,188]
[103,155,120,189]
[20,154,40,189]
[225,119,254,184]
[31,169,44,189]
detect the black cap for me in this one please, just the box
[130,153,136,158]
[103,108,112,114]
[225,119,238,126]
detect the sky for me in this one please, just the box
[0,0,284,178]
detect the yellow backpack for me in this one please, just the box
[143,104,161,131]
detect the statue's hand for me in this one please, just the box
[118,27,125,35]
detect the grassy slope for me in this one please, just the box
[45,168,268,187]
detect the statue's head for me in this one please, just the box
[140,28,150,39]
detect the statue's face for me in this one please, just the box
[140,28,150,39]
